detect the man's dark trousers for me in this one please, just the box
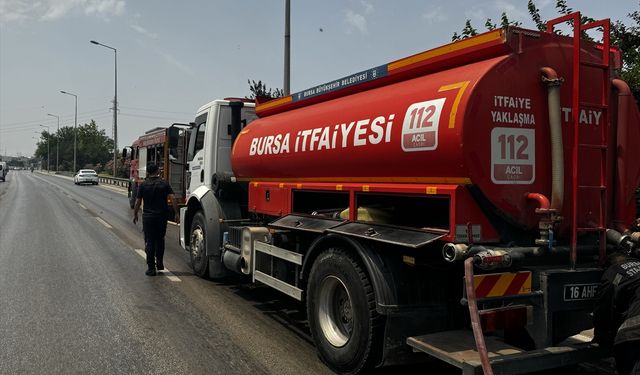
[143,215,168,268]
[614,341,640,375]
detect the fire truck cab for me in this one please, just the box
[125,125,189,209]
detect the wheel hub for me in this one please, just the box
[317,275,354,348]
[191,227,204,262]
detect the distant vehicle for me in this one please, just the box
[124,125,189,209]
[0,162,7,181]
[74,169,99,185]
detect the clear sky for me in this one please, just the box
[0,0,637,158]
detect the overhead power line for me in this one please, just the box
[119,106,193,115]
[0,108,111,128]
[119,112,186,121]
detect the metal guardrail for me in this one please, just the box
[98,176,130,189]
[37,171,130,190]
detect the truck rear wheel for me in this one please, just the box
[189,211,209,277]
[307,248,383,374]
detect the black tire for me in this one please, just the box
[189,211,209,278]
[307,248,384,374]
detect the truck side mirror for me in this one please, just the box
[229,101,244,141]
[122,148,128,159]
[169,127,180,149]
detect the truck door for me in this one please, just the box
[186,112,207,196]
[167,125,188,202]
[215,104,257,177]
[138,147,147,179]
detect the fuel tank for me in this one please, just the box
[231,27,640,234]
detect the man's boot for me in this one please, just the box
[145,265,156,276]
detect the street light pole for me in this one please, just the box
[90,40,118,177]
[60,91,78,173]
[47,113,60,172]
[284,0,291,95]
[39,125,50,172]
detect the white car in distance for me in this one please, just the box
[74,169,99,185]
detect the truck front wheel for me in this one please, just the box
[189,211,209,277]
[307,248,383,374]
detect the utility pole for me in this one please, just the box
[284,0,290,95]
[90,40,118,177]
[47,113,60,172]
[39,125,50,172]
[60,91,78,173]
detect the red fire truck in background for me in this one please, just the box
[178,12,640,375]
[125,125,189,211]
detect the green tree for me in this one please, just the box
[246,79,284,100]
[611,6,640,102]
[527,1,545,31]
[33,130,55,169]
[451,13,519,41]
[75,120,113,171]
[528,0,639,103]
[34,119,113,172]
[451,1,640,103]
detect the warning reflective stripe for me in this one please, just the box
[504,272,531,296]
[473,271,532,298]
[475,274,501,297]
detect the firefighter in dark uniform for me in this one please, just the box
[133,163,179,276]
[593,252,640,375]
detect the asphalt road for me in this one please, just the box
[0,171,331,375]
[0,170,617,375]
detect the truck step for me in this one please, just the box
[407,330,606,375]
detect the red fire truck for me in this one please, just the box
[125,125,189,210]
[179,13,640,374]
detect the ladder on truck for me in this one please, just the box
[547,12,611,268]
[407,13,613,374]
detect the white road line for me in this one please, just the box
[134,248,181,282]
[78,203,87,210]
[95,217,113,229]
[159,270,181,282]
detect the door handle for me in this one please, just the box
[200,170,204,183]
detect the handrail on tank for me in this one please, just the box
[545,12,581,33]
[546,12,613,268]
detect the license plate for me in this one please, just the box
[563,283,599,301]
